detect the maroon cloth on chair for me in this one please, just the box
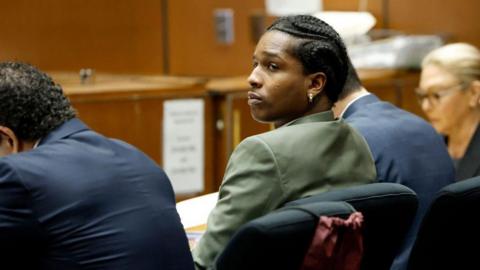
[300,212,364,270]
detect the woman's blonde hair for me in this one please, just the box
[422,43,480,83]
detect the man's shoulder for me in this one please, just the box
[347,99,409,119]
[236,120,351,155]
[347,101,434,134]
[6,130,161,179]
[0,158,21,180]
[257,119,348,141]
[236,119,367,162]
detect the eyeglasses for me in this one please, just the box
[415,83,467,106]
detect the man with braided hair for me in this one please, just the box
[192,15,376,270]
[0,62,194,269]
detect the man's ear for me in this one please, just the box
[307,72,327,98]
[468,80,480,108]
[0,126,19,155]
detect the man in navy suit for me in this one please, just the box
[0,62,194,270]
[333,61,455,270]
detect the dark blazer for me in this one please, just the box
[0,119,194,270]
[455,124,480,181]
[343,94,455,270]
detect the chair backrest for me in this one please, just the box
[408,176,480,270]
[215,201,356,270]
[287,183,418,270]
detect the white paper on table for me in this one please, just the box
[176,192,219,229]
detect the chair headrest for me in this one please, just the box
[286,183,416,208]
[286,183,418,270]
[215,201,355,270]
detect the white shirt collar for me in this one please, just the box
[33,138,42,149]
[338,92,371,119]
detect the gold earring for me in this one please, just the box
[308,93,314,103]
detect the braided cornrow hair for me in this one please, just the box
[267,15,349,102]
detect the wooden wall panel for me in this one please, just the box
[324,0,480,46]
[0,1,479,75]
[167,0,264,76]
[387,0,480,47]
[165,0,386,76]
[323,0,385,28]
[0,0,165,74]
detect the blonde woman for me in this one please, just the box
[417,43,480,180]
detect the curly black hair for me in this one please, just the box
[0,62,76,141]
[267,15,349,102]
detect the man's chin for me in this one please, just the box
[251,115,269,124]
[431,122,447,135]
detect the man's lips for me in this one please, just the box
[247,91,262,105]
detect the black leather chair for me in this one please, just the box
[215,201,356,270]
[286,183,418,270]
[408,176,480,270]
[215,183,418,270]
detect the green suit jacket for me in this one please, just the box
[193,111,376,269]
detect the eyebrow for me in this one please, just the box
[428,83,461,90]
[253,50,286,62]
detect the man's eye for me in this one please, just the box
[252,61,258,68]
[432,92,442,100]
[268,63,279,71]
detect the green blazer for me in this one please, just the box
[193,111,376,270]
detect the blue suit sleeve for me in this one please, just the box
[0,161,43,257]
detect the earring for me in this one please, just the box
[308,93,314,103]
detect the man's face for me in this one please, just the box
[247,30,311,127]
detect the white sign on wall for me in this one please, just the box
[163,99,204,194]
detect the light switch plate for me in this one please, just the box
[214,9,234,45]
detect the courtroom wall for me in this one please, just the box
[0,0,165,74]
[0,0,478,76]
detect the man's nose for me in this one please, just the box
[247,68,262,89]
[421,98,433,112]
